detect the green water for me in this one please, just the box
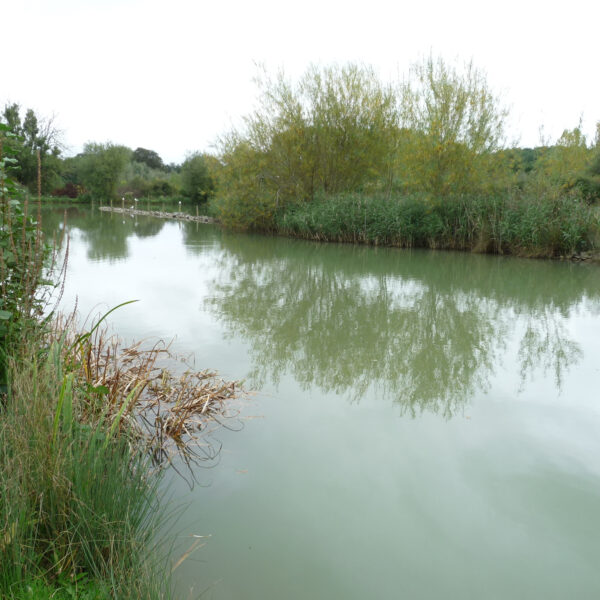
[46,205,600,599]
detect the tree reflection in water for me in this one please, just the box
[43,204,165,261]
[200,231,598,417]
[42,208,599,418]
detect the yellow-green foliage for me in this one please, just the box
[212,58,512,229]
[397,56,508,196]
[535,124,593,191]
[212,138,278,230]
[212,58,599,234]
[213,63,398,228]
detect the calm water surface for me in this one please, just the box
[46,205,600,599]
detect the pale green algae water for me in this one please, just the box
[45,205,600,599]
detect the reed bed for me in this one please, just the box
[277,191,599,258]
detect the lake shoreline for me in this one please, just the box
[270,229,600,262]
[99,203,598,262]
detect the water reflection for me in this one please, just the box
[44,207,599,418]
[43,205,165,261]
[518,310,583,389]
[198,230,598,415]
[43,207,600,599]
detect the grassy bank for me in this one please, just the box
[275,192,599,258]
[1,133,171,598]
[1,308,241,597]
[0,319,173,599]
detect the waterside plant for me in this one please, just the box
[277,191,599,258]
[208,59,600,258]
[1,126,244,597]
[1,311,244,598]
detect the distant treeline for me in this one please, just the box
[2,56,599,255]
[0,106,216,202]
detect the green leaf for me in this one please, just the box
[0,310,12,321]
[88,383,109,396]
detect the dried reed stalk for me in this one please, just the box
[50,314,245,473]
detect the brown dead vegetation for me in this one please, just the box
[51,310,245,476]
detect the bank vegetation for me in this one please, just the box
[2,56,599,257]
[209,58,600,257]
[0,125,241,598]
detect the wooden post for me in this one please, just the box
[196,205,199,218]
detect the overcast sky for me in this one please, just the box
[3,0,599,164]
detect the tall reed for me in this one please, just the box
[277,191,599,257]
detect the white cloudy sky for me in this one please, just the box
[3,0,599,164]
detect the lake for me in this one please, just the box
[45,204,600,599]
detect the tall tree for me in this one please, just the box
[1,103,63,193]
[218,63,398,209]
[2,103,21,134]
[181,153,215,202]
[397,56,508,196]
[132,147,164,170]
[75,143,132,200]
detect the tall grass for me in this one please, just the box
[277,191,599,257]
[2,131,183,597]
[0,325,172,598]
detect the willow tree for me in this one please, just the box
[298,64,398,196]
[397,56,508,197]
[212,135,276,230]
[537,124,592,189]
[217,63,398,221]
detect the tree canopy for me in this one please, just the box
[74,143,132,200]
[132,147,164,170]
[0,103,63,193]
[180,153,216,202]
[397,56,508,196]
